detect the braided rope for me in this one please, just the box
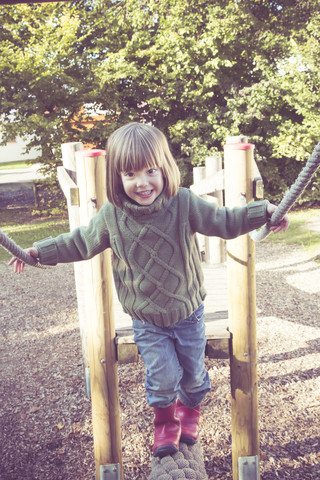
[251,140,320,242]
[148,442,208,480]
[0,228,43,268]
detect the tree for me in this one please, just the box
[97,0,320,202]
[1,0,320,207]
[220,0,320,203]
[0,1,114,212]
[0,1,111,168]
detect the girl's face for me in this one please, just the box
[120,166,164,206]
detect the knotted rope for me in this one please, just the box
[0,228,43,268]
[148,442,208,480]
[251,140,320,242]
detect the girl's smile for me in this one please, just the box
[120,167,164,205]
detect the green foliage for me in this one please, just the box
[1,0,320,210]
[0,3,108,164]
[96,0,320,203]
[33,178,68,217]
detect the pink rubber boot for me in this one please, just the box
[176,398,200,445]
[153,402,181,457]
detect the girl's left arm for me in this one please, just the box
[188,190,288,239]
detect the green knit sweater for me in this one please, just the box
[34,188,268,327]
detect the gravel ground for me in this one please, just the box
[0,241,319,480]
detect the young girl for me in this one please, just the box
[10,122,289,458]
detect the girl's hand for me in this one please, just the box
[8,247,39,274]
[266,203,290,234]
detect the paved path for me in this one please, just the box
[305,219,320,232]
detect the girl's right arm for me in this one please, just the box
[9,203,112,273]
[8,247,39,275]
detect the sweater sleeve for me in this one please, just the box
[188,189,268,239]
[34,203,111,265]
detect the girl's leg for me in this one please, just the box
[132,318,182,407]
[132,318,182,456]
[172,304,210,444]
[173,304,211,408]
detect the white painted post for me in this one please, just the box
[60,142,91,394]
[204,155,225,264]
[193,166,206,261]
[191,158,225,264]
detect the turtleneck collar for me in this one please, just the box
[119,191,169,217]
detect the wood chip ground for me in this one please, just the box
[0,242,319,479]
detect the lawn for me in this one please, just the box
[0,207,69,263]
[0,160,38,170]
[263,207,320,255]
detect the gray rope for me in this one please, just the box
[251,140,320,242]
[0,228,43,268]
[148,441,208,480]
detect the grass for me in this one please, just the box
[0,160,37,170]
[263,207,320,256]
[1,205,320,265]
[0,207,69,263]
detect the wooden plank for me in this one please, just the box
[60,143,88,374]
[115,311,230,365]
[190,169,224,196]
[57,166,79,206]
[206,338,230,359]
[114,260,230,364]
[115,335,230,364]
[117,343,139,364]
[205,312,229,338]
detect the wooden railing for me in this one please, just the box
[190,154,225,264]
[57,137,264,480]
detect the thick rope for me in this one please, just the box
[0,228,43,268]
[148,442,208,480]
[251,140,320,242]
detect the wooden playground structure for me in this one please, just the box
[57,138,264,480]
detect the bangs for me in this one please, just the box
[106,122,180,207]
[115,128,165,174]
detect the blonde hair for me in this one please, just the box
[106,122,180,206]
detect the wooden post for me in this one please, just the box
[205,155,225,264]
[75,149,123,480]
[193,166,206,261]
[191,160,225,264]
[60,142,92,394]
[224,138,259,480]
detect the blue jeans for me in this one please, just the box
[132,304,211,408]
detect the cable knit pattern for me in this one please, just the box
[34,188,268,327]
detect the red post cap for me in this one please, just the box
[223,143,255,151]
[75,149,106,157]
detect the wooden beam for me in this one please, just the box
[115,333,230,365]
[115,314,230,365]
[190,169,224,196]
[224,139,259,480]
[206,338,230,360]
[57,166,79,206]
